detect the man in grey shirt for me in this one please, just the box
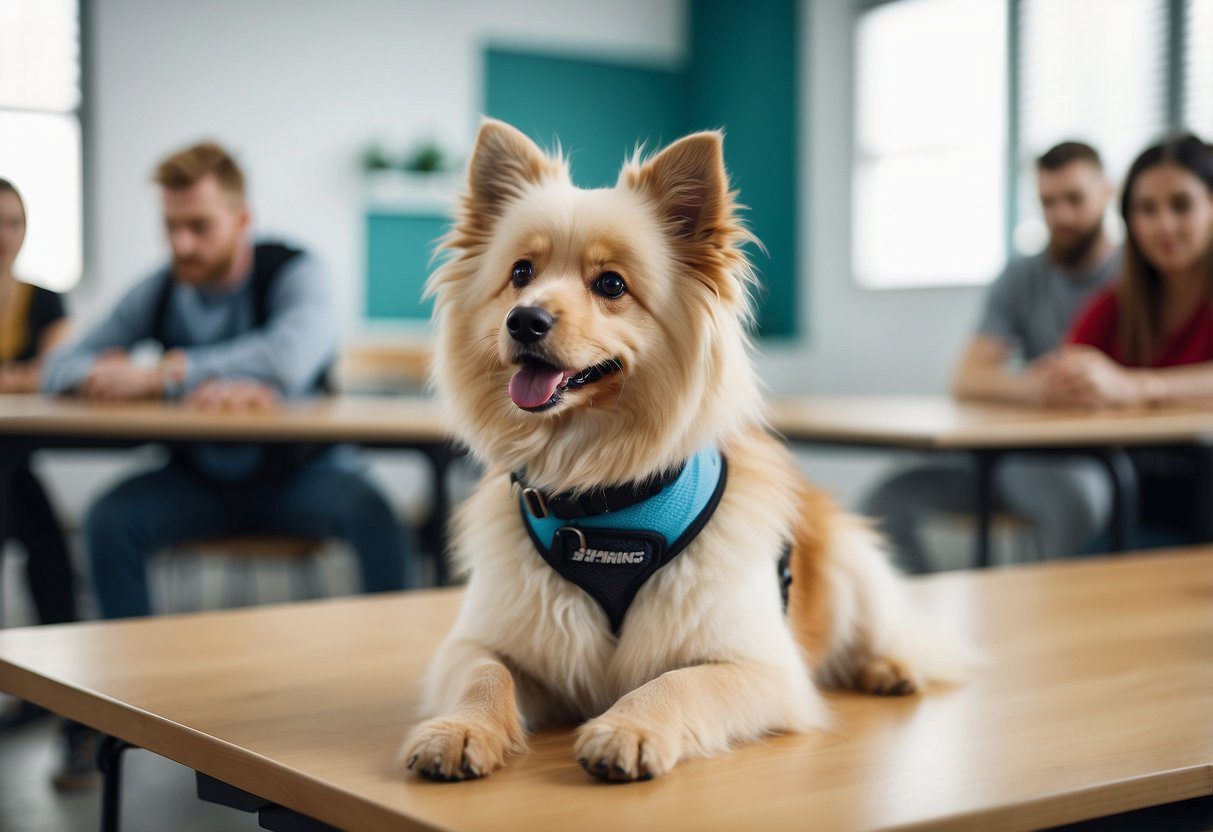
[862,141,1121,572]
[43,142,410,616]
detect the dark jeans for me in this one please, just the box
[84,459,411,619]
[3,462,79,624]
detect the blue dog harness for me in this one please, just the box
[515,447,728,635]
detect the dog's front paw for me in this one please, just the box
[400,716,523,781]
[574,714,681,782]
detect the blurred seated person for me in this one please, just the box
[42,142,412,620]
[1051,133,1213,546]
[0,177,96,788]
[862,142,1121,571]
[0,178,76,623]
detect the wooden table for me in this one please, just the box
[768,396,1213,449]
[0,394,457,583]
[1,548,1210,832]
[5,393,1213,569]
[0,393,447,444]
[769,396,1213,566]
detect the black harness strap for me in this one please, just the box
[520,456,729,635]
[510,461,686,520]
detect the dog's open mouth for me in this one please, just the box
[508,355,621,412]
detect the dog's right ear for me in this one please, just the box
[465,118,558,220]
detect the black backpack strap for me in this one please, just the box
[248,242,333,395]
[150,271,177,348]
[249,242,304,328]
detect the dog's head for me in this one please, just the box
[427,119,763,491]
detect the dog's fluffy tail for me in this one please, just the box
[786,486,981,690]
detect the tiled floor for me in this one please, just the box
[0,717,257,832]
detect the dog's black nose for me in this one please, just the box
[507,306,555,344]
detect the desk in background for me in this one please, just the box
[5,393,1213,574]
[0,394,456,584]
[769,396,1213,566]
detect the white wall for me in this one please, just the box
[82,0,687,327]
[85,0,986,401]
[758,0,986,400]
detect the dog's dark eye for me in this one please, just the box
[593,271,627,299]
[511,260,533,288]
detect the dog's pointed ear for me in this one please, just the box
[623,131,729,244]
[466,118,558,217]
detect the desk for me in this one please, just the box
[1,549,1210,831]
[769,396,1213,565]
[0,394,456,583]
[5,394,1213,572]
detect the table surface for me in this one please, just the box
[2,393,1212,450]
[768,395,1213,449]
[1,549,1210,832]
[0,393,449,444]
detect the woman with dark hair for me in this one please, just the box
[1057,133,1213,396]
[0,177,96,789]
[1050,133,1213,544]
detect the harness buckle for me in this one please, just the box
[556,526,587,551]
[521,487,549,519]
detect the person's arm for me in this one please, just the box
[1048,347,1213,408]
[1134,364,1213,404]
[951,335,1051,405]
[40,275,163,394]
[952,260,1052,405]
[175,254,336,396]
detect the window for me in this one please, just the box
[1013,0,1168,255]
[853,0,1007,289]
[0,0,82,292]
[1185,0,1213,137]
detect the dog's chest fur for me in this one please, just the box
[444,449,804,724]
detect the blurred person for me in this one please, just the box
[0,177,96,789]
[861,142,1121,572]
[1052,133,1213,544]
[42,142,413,623]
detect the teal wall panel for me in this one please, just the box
[365,4,801,337]
[365,212,448,321]
[688,0,799,339]
[484,47,688,188]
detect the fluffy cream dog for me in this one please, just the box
[401,118,968,783]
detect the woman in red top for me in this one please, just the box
[1056,133,1213,403]
[1051,134,1213,548]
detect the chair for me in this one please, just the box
[160,535,328,611]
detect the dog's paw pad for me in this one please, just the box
[574,717,678,782]
[856,657,920,696]
[399,717,517,781]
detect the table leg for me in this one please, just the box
[0,439,15,624]
[1095,447,1138,552]
[196,771,341,831]
[973,450,1000,569]
[98,735,135,832]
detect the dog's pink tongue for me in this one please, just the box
[509,364,565,408]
